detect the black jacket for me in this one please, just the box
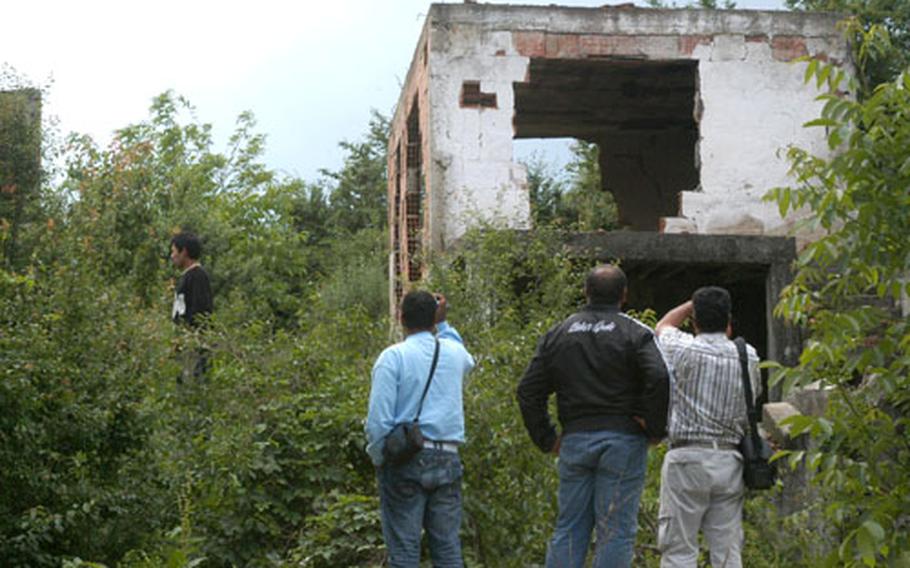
[517,304,670,453]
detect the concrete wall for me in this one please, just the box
[402,4,848,249]
[427,25,532,249]
[676,32,840,247]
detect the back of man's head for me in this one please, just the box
[171,231,202,260]
[400,290,437,331]
[585,264,627,305]
[692,286,732,333]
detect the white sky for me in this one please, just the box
[3,0,785,181]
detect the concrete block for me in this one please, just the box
[763,401,801,445]
[786,381,832,417]
[711,34,746,61]
[660,216,697,234]
[704,210,765,235]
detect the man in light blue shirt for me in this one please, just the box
[366,290,475,567]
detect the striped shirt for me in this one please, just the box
[658,327,761,446]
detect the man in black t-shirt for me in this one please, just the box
[170,232,212,326]
[170,231,212,381]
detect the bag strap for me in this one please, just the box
[734,337,762,444]
[413,338,441,423]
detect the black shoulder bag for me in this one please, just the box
[734,337,777,490]
[382,339,441,466]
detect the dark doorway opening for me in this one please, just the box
[565,232,801,402]
[622,260,769,362]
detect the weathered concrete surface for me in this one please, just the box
[763,401,802,446]
[563,232,796,264]
[387,3,847,315]
[787,380,832,417]
[388,3,847,252]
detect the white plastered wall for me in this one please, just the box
[667,35,843,247]
[427,26,531,249]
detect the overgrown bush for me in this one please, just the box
[765,25,910,567]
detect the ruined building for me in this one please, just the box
[387,3,848,376]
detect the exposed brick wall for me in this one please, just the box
[513,31,823,61]
[515,31,651,58]
[771,36,809,61]
[678,34,713,56]
[514,31,546,57]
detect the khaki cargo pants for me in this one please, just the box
[658,447,745,568]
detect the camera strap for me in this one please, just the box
[413,338,441,424]
[734,337,761,447]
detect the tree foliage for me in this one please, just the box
[0,87,393,566]
[524,140,618,231]
[786,0,910,89]
[765,26,910,566]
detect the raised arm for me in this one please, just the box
[655,300,692,337]
[433,294,475,371]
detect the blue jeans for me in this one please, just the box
[546,430,648,568]
[378,449,464,568]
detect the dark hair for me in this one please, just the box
[170,232,202,260]
[692,286,732,333]
[400,291,437,330]
[585,265,627,305]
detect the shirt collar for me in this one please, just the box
[405,330,434,342]
[582,303,621,312]
[181,262,200,275]
[698,332,730,342]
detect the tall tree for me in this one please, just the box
[319,110,389,235]
[563,141,618,231]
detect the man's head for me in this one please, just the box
[584,264,627,306]
[400,290,438,333]
[170,232,202,270]
[692,286,732,334]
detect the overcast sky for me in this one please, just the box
[3,0,786,182]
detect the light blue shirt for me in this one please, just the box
[365,321,475,465]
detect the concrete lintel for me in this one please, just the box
[563,232,797,266]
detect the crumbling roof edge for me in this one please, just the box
[426,3,845,39]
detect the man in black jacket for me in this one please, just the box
[517,264,670,568]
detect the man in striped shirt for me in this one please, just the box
[654,286,760,568]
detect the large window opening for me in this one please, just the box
[514,137,619,230]
[514,58,700,231]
